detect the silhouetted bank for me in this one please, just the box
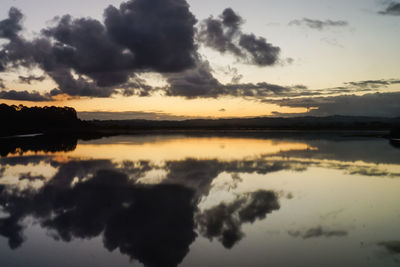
[1,104,400,137]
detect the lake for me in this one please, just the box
[1,132,400,267]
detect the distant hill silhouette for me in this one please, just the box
[88,115,400,131]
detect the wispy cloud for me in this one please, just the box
[289,18,348,30]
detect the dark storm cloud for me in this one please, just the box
[0,78,5,89]
[18,75,45,84]
[289,18,349,30]
[0,7,23,40]
[198,8,244,56]
[267,92,400,117]
[379,2,400,16]
[163,60,304,98]
[288,226,348,239]
[104,0,198,72]
[238,34,280,66]
[0,0,198,98]
[197,190,280,248]
[0,3,293,100]
[164,60,223,98]
[199,8,281,66]
[0,90,51,101]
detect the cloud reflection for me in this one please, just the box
[197,190,279,248]
[288,226,348,239]
[0,157,283,266]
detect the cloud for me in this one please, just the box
[164,60,222,98]
[0,0,198,98]
[198,8,281,66]
[0,78,4,89]
[289,18,349,30]
[163,59,305,98]
[163,73,400,100]
[238,33,281,65]
[345,79,400,88]
[18,75,46,84]
[198,9,245,57]
[0,3,296,100]
[0,7,23,41]
[288,226,348,239]
[267,92,400,117]
[379,2,400,16]
[0,90,52,101]
[104,0,197,73]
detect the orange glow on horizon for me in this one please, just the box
[0,95,308,119]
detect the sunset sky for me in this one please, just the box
[0,0,399,119]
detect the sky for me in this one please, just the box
[0,0,399,119]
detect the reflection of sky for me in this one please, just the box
[1,135,400,266]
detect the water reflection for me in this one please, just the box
[197,190,279,248]
[0,135,77,157]
[1,133,400,266]
[0,156,281,266]
[288,226,348,239]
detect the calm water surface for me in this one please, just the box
[1,133,400,267]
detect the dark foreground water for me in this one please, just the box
[1,132,400,267]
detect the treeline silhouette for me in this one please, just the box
[0,104,82,136]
